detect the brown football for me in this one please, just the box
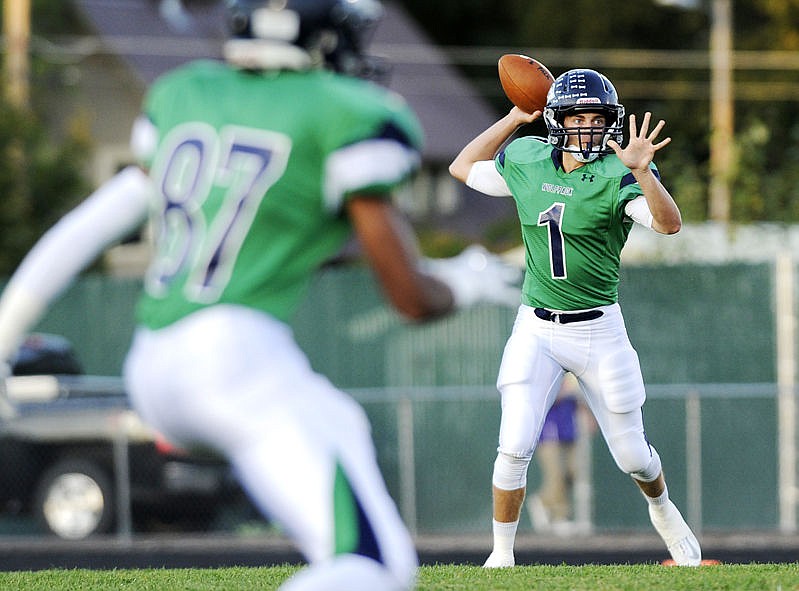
[498,54,555,114]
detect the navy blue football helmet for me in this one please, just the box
[543,69,625,161]
[224,0,383,76]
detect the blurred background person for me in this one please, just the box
[526,373,595,536]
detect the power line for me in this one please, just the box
[18,35,799,72]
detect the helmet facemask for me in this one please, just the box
[544,105,624,162]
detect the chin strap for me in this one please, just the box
[571,150,601,163]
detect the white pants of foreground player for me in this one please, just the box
[124,304,417,591]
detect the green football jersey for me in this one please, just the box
[497,137,655,310]
[134,61,423,329]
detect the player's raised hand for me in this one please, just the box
[510,106,541,125]
[608,112,671,172]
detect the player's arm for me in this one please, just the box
[0,167,152,365]
[347,195,522,321]
[347,195,454,321]
[633,168,681,235]
[608,112,681,235]
[449,107,539,183]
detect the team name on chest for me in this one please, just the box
[541,182,574,197]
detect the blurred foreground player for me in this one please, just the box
[0,1,519,589]
[449,68,701,567]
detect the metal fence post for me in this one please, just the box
[113,414,133,542]
[685,390,702,534]
[397,396,417,535]
[573,410,594,534]
[775,250,798,533]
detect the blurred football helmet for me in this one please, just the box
[543,69,625,162]
[224,0,384,76]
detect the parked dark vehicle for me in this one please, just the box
[0,334,245,539]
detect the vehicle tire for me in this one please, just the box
[32,458,114,539]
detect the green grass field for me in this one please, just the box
[0,563,797,591]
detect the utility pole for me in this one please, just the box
[3,0,31,108]
[709,0,733,222]
[2,0,32,223]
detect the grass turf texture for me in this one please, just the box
[0,563,797,590]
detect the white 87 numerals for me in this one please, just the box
[147,122,291,303]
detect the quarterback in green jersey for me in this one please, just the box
[0,1,520,590]
[450,68,702,568]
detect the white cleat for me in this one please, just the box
[666,535,703,566]
[483,551,515,568]
[649,501,702,566]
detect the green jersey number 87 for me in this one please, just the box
[147,122,291,303]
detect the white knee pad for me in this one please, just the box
[609,428,662,479]
[620,445,662,483]
[492,452,531,490]
[629,447,662,482]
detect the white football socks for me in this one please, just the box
[643,484,669,507]
[483,519,519,567]
[492,519,519,554]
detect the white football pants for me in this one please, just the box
[124,304,417,591]
[494,303,659,484]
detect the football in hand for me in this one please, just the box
[497,54,555,114]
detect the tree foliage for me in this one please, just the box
[0,100,91,275]
[0,0,92,274]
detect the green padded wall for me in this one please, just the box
[2,261,785,533]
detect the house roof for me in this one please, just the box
[73,0,499,164]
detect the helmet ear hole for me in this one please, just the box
[228,9,250,36]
